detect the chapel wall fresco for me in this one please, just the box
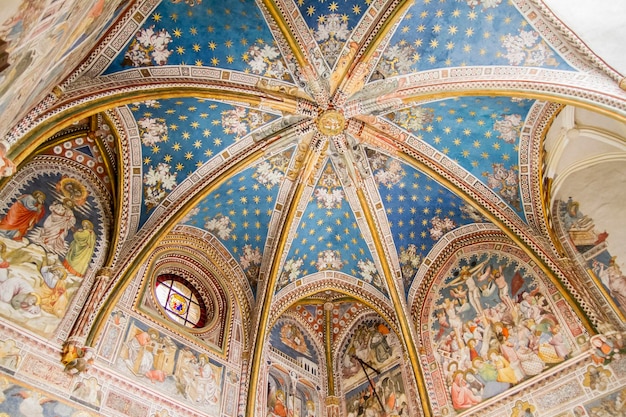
[555,197,626,322]
[0,158,111,339]
[266,365,321,417]
[0,313,243,417]
[338,316,417,417]
[417,247,587,416]
[95,311,242,417]
[0,0,131,140]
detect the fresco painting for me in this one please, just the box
[430,253,578,411]
[0,172,104,337]
[0,338,21,374]
[0,373,95,416]
[267,369,319,417]
[269,319,319,364]
[0,0,129,138]
[341,319,401,390]
[558,198,626,317]
[115,318,223,414]
[583,387,626,417]
[345,365,408,417]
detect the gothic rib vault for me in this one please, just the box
[0,0,626,416]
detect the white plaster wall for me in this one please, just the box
[545,0,626,76]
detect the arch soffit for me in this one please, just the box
[269,271,399,339]
[125,227,254,350]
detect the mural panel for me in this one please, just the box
[267,368,319,417]
[344,364,408,417]
[0,372,95,416]
[340,319,401,390]
[114,318,223,415]
[269,318,319,365]
[558,197,626,317]
[0,168,107,338]
[426,252,582,413]
[583,386,626,417]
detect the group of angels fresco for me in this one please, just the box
[430,253,575,411]
[0,172,101,337]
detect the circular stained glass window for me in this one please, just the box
[155,274,207,328]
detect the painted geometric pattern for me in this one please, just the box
[366,149,488,293]
[384,96,534,217]
[372,0,573,79]
[295,0,372,67]
[296,301,365,345]
[131,98,278,226]
[181,149,294,295]
[104,0,294,81]
[277,161,386,295]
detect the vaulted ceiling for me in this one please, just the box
[1,0,626,416]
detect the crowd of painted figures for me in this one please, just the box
[432,260,571,410]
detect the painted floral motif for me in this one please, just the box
[314,14,350,65]
[144,163,177,210]
[314,165,344,209]
[254,154,289,189]
[370,152,406,188]
[178,207,200,224]
[465,0,502,9]
[138,117,168,147]
[460,203,486,223]
[483,163,521,210]
[429,216,456,240]
[278,257,304,289]
[388,107,434,132]
[240,244,262,285]
[246,44,290,80]
[501,30,558,67]
[221,107,271,140]
[133,99,160,108]
[357,259,383,290]
[399,243,422,285]
[376,43,417,77]
[204,214,232,240]
[316,250,345,271]
[123,25,172,67]
[493,114,522,144]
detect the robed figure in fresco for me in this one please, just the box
[30,198,75,254]
[63,220,96,277]
[0,191,46,240]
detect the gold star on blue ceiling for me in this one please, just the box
[181,149,294,296]
[105,0,294,81]
[131,97,279,226]
[366,149,488,294]
[371,0,572,79]
[384,96,533,216]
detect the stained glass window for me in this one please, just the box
[155,274,207,328]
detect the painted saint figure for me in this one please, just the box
[63,220,96,277]
[0,191,46,240]
[30,198,75,254]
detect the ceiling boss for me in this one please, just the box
[315,109,346,137]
